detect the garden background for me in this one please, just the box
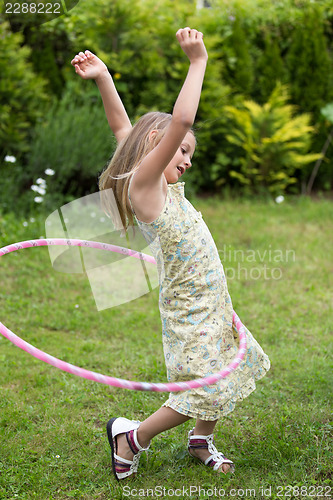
[0,0,332,499]
[1,0,333,210]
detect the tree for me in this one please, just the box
[286,5,333,117]
[0,20,48,160]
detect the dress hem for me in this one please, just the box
[162,365,270,421]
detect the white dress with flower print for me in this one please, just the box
[131,182,270,421]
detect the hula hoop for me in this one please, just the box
[0,238,247,392]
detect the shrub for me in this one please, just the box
[222,84,322,194]
[24,83,114,212]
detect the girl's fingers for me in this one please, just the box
[72,55,83,64]
[74,64,83,75]
[176,27,191,40]
[176,27,203,42]
[71,50,96,68]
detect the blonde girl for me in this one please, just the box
[71,27,270,480]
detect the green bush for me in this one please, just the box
[24,82,114,212]
[223,84,322,194]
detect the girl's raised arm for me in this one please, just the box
[131,28,208,191]
[71,50,132,143]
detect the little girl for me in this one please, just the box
[71,27,270,480]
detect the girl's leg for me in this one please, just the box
[189,418,231,473]
[116,406,190,462]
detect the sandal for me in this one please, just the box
[106,417,150,481]
[188,428,235,473]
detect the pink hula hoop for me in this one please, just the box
[0,238,247,392]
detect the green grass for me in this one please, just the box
[0,195,332,500]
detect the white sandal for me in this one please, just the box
[106,417,150,481]
[188,428,235,473]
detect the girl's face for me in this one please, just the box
[163,132,196,184]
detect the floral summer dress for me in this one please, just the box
[130,182,270,421]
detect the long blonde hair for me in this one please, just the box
[99,111,173,231]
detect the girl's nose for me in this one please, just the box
[185,156,192,168]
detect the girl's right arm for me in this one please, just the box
[71,50,132,143]
[131,28,208,192]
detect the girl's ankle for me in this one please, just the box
[137,429,151,449]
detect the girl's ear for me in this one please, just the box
[148,129,159,142]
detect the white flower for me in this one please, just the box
[30,217,35,223]
[36,178,46,186]
[75,304,79,308]
[34,196,44,203]
[275,195,285,204]
[23,221,28,227]
[55,455,60,458]
[31,185,46,195]
[4,155,16,163]
[45,168,55,176]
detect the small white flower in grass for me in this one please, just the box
[23,221,28,227]
[55,455,60,458]
[4,155,16,163]
[30,217,35,223]
[275,195,285,204]
[75,304,79,308]
[34,196,44,203]
[31,185,45,195]
[36,177,46,185]
[45,168,55,176]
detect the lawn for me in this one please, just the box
[0,194,332,500]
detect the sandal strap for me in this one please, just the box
[126,429,140,455]
[114,458,132,475]
[188,428,235,473]
[205,452,235,471]
[113,451,142,479]
[189,437,211,449]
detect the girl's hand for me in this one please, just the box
[176,27,208,63]
[71,50,108,81]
